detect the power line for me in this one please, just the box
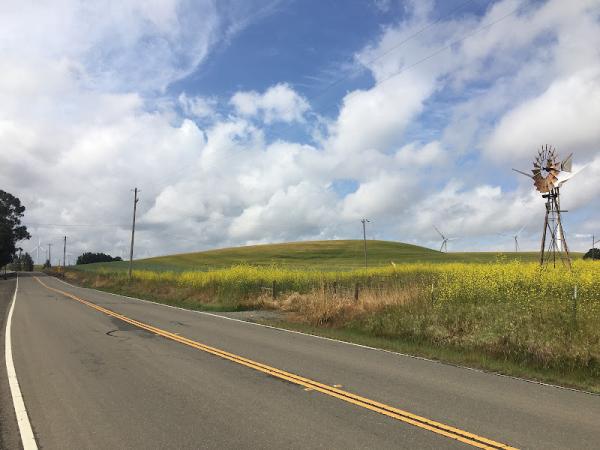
[324,4,523,114]
[24,223,127,229]
[309,0,481,105]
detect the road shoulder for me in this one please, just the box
[0,278,21,450]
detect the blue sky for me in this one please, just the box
[1,0,599,261]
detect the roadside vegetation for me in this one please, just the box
[1,189,30,277]
[67,250,600,392]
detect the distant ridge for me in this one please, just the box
[78,240,546,273]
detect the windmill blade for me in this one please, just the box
[513,168,533,179]
[447,237,460,241]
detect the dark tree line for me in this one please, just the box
[583,248,600,260]
[1,190,30,269]
[76,252,122,265]
[10,252,34,271]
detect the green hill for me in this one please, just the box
[75,240,548,273]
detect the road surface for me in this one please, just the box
[2,274,599,449]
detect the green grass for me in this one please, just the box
[76,239,555,273]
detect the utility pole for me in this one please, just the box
[63,236,67,272]
[128,187,140,280]
[47,243,52,267]
[361,218,370,269]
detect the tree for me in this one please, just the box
[10,252,34,271]
[10,254,22,271]
[583,248,600,260]
[0,190,31,267]
[43,259,51,269]
[22,253,34,271]
[76,252,121,265]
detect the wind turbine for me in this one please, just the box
[499,224,526,252]
[31,238,45,265]
[434,226,458,253]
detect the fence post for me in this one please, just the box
[572,285,578,327]
[354,283,359,302]
[431,282,435,306]
[272,280,276,300]
[333,281,337,295]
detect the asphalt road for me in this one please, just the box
[4,274,600,449]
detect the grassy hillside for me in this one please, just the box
[76,240,549,273]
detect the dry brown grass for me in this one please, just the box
[277,284,422,326]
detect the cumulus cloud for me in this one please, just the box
[485,69,600,162]
[230,83,309,123]
[178,93,217,119]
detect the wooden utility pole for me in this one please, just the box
[128,188,140,280]
[361,218,369,269]
[63,236,67,272]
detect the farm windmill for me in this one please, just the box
[434,226,458,253]
[513,145,575,268]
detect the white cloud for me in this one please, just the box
[395,141,446,167]
[178,93,217,119]
[327,74,433,156]
[230,83,309,123]
[0,0,221,93]
[229,181,337,241]
[485,69,600,163]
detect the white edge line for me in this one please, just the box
[50,275,598,397]
[5,275,38,449]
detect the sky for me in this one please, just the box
[1,0,600,263]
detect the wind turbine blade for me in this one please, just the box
[512,168,533,179]
[557,163,588,187]
[561,153,573,172]
[439,242,445,252]
[516,224,526,236]
[433,225,445,239]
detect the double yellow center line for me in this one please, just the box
[35,277,517,449]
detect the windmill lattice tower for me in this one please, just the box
[513,145,573,268]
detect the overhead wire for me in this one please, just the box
[308,0,481,105]
[321,3,523,114]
